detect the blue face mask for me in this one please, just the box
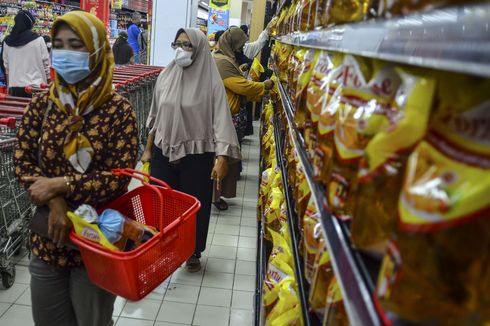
[51,49,93,84]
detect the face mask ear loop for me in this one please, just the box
[88,42,106,73]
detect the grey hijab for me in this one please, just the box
[147,28,240,162]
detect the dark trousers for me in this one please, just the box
[29,256,115,326]
[8,86,32,98]
[150,148,214,258]
[245,101,254,136]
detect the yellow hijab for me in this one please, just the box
[49,11,114,173]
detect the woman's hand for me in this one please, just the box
[211,156,228,191]
[47,197,72,248]
[23,176,68,206]
[141,150,152,163]
[264,79,274,91]
[240,63,250,72]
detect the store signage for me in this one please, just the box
[207,0,229,35]
[80,0,110,26]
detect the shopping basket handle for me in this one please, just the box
[112,168,172,190]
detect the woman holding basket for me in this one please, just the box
[14,11,138,326]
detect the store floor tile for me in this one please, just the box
[0,122,261,326]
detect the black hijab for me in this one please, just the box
[4,10,39,47]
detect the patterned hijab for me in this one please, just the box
[49,11,114,173]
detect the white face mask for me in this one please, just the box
[174,47,193,67]
[209,41,216,47]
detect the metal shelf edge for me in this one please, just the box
[272,112,312,326]
[273,67,382,326]
[274,3,490,78]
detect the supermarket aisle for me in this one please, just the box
[0,122,260,326]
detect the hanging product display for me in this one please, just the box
[0,0,79,39]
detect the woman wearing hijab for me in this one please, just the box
[112,31,134,65]
[141,28,240,273]
[213,27,273,210]
[1,10,50,98]
[14,11,138,325]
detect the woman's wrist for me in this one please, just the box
[217,155,227,163]
[53,176,71,196]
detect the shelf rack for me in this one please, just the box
[273,65,382,326]
[274,3,490,78]
[272,112,315,326]
[255,121,268,326]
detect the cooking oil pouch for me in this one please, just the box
[295,49,320,132]
[267,278,300,324]
[68,208,159,252]
[292,0,304,33]
[269,16,279,37]
[289,48,307,105]
[296,176,311,229]
[270,228,294,267]
[329,61,400,220]
[376,75,490,324]
[299,0,313,31]
[264,253,295,309]
[303,197,322,283]
[284,4,297,35]
[306,51,339,125]
[276,9,288,36]
[309,247,334,318]
[259,167,275,215]
[264,229,295,312]
[293,159,306,204]
[323,277,349,326]
[141,162,150,183]
[265,187,286,237]
[270,75,280,102]
[250,58,265,82]
[314,55,368,186]
[270,304,302,326]
[327,0,369,25]
[278,44,294,82]
[351,67,436,253]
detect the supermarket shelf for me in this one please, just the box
[274,3,490,78]
[273,67,382,326]
[35,0,79,8]
[272,113,314,326]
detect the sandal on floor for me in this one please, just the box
[185,255,201,273]
[213,199,228,211]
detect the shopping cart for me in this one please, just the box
[24,84,49,97]
[0,120,32,288]
[69,168,200,301]
[113,65,163,155]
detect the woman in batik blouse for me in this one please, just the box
[14,11,138,326]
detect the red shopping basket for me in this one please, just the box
[69,168,201,301]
